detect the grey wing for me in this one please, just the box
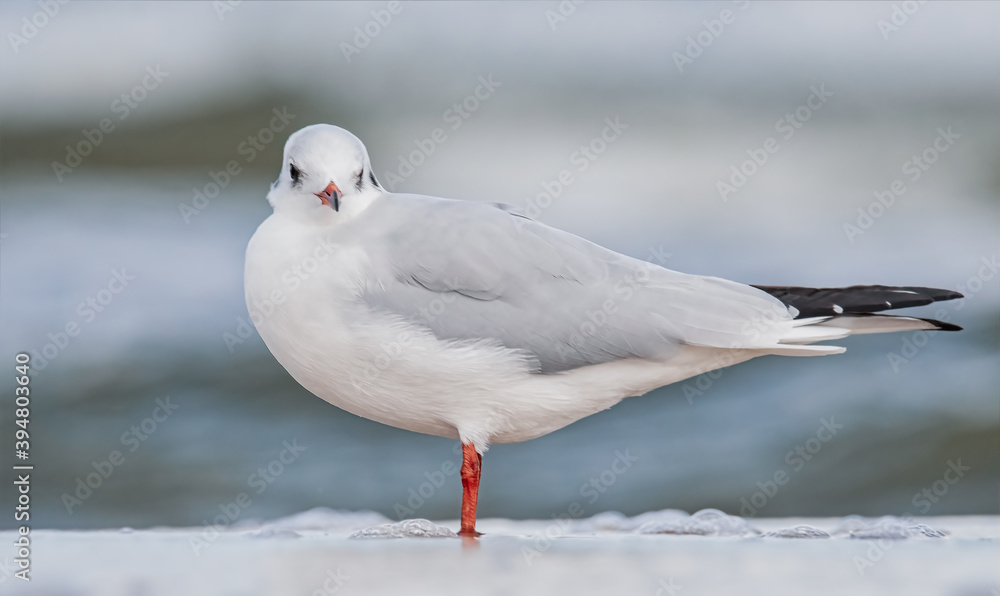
[354,194,792,373]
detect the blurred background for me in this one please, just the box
[0,1,996,530]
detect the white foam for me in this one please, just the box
[573,509,689,532]
[830,515,869,536]
[637,508,761,537]
[763,525,831,539]
[832,516,948,539]
[350,519,457,539]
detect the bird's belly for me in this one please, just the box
[244,228,754,447]
[244,249,461,438]
[247,270,600,443]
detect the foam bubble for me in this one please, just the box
[763,525,831,539]
[833,516,949,539]
[350,519,457,539]
[573,509,689,532]
[637,508,760,537]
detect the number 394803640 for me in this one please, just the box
[14,353,30,457]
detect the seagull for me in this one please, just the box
[244,124,962,537]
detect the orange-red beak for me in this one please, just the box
[315,182,342,211]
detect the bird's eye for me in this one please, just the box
[289,162,303,186]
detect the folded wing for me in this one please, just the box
[351,195,798,373]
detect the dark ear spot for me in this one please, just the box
[369,171,382,190]
[289,162,303,187]
[355,168,365,191]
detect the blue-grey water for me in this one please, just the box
[0,1,997,530]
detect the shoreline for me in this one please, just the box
[3,514,997,595]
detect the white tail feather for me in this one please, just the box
[779,325,852,344]
[769,314,947,357]
[761,344,847,357]
[812,315,944,335]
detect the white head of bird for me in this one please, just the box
[266,124,383,222]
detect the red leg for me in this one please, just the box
[459,443,482,537]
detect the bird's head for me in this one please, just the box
[267,124,383,221]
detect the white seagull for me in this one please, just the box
[245,124,962,536]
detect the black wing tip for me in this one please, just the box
[925,318,963,332]
[753,284,965,318]
[902,286,964,302]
